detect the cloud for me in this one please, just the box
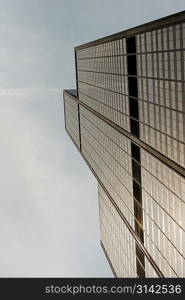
[0,88,112,276]
[0,0,185,88]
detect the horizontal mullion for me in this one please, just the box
[78,99,185,179]
[77,54,127,60]
[78,69,128,76]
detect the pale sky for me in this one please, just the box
[0,0,184,277]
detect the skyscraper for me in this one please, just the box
[63,11,185,278]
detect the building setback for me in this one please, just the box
[63,11,185,277]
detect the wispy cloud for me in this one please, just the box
[0,88,111,276]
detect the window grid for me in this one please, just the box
[66,19,185,278]
[99,184,159,278]
[137,23,185,167]
[141,148,185,277]
[64,94,80,148]
[80,106,185,277]
[77,39,130,132]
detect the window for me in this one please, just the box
[129,98,139,120]
[132,160,141,184]
[131,119,140,137]
[127,55,137,75]
[131,143,141,162]
[128,77,138,97]
[133,180,142,202]
[127,36,136,54]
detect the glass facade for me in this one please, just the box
[77,39,130,132]
[63,92,80,149]
[98,184,137,277]
[64,11,185,278]
[141,149,185,277]
[98,184,159,277]
[137,23,185,167]
[80,106,134,229]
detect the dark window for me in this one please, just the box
[134,201,142,225]
[134,201,144,238]
[136,248,145,278]
[136,260,145,278]
[126,36,136,54]
[127,55,137,75]
[129,97,139,119]
[133,180,141,202]
[128,77,138,97]
[135,222,144,242]
[136,245,145,268]
[130,119,140,137]
[132,160,141,184]
[131,143,141,162]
